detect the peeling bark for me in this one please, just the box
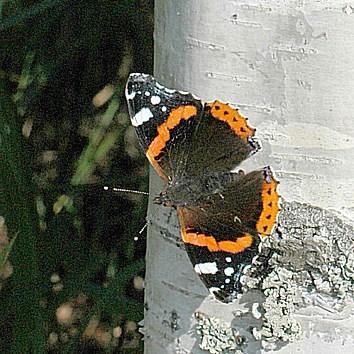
[143,1,354,353]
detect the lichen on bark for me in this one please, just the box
[240,200,354,349]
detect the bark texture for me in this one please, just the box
[143,1,354,353]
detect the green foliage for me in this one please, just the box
[0,0,153,353]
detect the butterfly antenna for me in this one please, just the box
[103,186,149,196]
[139,223,148,234]
[132,223,148,242]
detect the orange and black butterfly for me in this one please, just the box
[125,73,280,303]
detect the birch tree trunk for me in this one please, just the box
[143,1,354,353]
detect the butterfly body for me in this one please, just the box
[125,73,280,303]
[155,172,241,208]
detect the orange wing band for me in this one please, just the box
[206,100,254,140]
[256,177,280,237]
[181,228,254,254]
[146,105,197,178]
[146,105,197,159]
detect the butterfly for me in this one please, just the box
[125,73,280,303]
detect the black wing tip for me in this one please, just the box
[126,73,154,96]
[128,72,154,83]
[127,73,202,102]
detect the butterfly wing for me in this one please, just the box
[184,100,260,177]
[177,167,280,303]
[125,73,203,180]
[125,74,260,181]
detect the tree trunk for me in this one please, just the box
[143,1,354,353]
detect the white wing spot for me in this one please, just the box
[126,91,136,100]
[151,95,161,105]
[225,257,232,263]
[194,262,218,274]
[224,267,235,276]
[209,287,220,295]
[161,106,167,112]
[144,91,151,96]
[165,87,176,93]
[131,107,153,127]
[225,278,231,284]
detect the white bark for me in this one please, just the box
[143,1,354,353]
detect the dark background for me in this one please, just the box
[0,1,153,353]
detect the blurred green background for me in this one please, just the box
[0,1,153,353]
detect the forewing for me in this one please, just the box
[184,100,260,177]
[125,73,203,180]
[126,75,261,180]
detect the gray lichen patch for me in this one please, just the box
[242,200,354,347]
[195,312,246,354]
[252,268,303,344]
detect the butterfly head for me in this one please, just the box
[154,178,201,208]
[154,190,174,208]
